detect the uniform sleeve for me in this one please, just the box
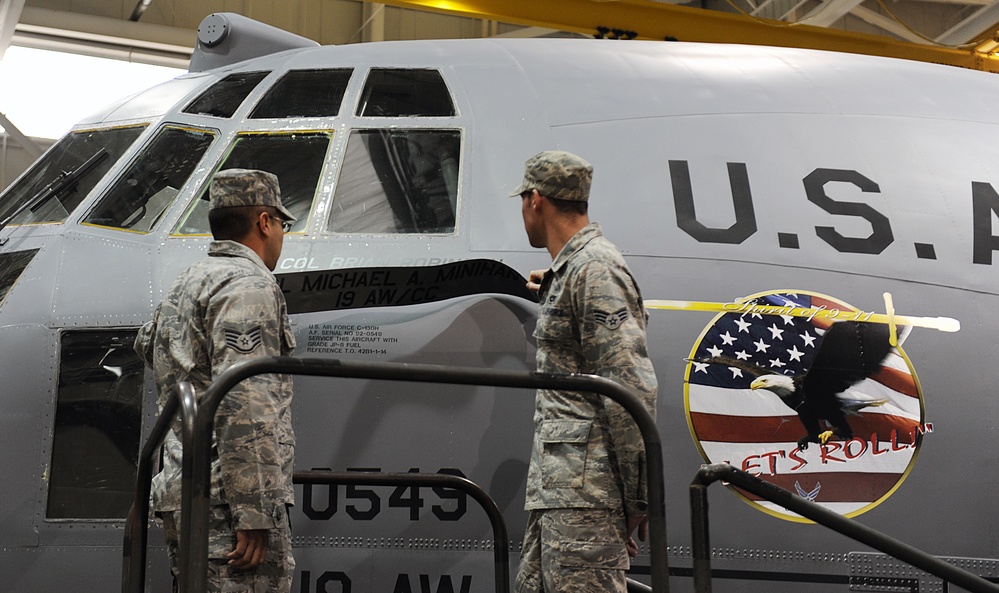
[207,276,291,531]
[134,309,159,369]
[574,260,658,518]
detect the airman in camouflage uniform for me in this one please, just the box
[510,151,658,592]
[135,168,297,593]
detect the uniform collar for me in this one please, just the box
[208,240,271,274]
[550,222,602,275]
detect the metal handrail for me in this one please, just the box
[122,382,197,593]
[182,356,669,593]
[294,470,509,593]
[690,463,999,593]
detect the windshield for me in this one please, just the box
[329,129,459,234]
[175,132,331,235]
[83,126,216,232]
[0,126,146,226]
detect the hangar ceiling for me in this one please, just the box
[2,0,998,187]
[3,0,999,71]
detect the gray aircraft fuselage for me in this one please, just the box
[1,14,997,592]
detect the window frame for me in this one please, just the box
[171,129,336,237]
[0,124,149,228]
[79,124,219,235]
[355,68,458,118]
[45,328,146,521]
[324,126,464,237]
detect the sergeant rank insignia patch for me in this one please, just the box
[224,326,263,353]
[594,307,629,330]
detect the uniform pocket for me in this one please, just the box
[539,419,591,489]
[557,541,630,569]
[206,505,237,559]
[281,323,296,354]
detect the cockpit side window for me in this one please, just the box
[47,329,144,519]
[250,69,353,118]
[182,71,270,118]
[0,126,145,226]
[174,132,331,235]
[357,69,455,117]
[0,249,38,307]
[328,129,459,234]
[82,126,216,233]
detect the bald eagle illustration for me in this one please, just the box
[700,320,895,451]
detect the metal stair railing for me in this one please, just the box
[293,470,509,593]
[690,463,999,593]
[185,357,667,593]
[122,356,668,593]
[181,357,668,593]
[122,382,197,593]
[122,388,514,593]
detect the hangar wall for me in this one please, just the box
[1,135,53,191]
[0,1,525,191]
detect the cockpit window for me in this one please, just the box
[48,329,144,519]
[182,71,270,118]
[0,126,145,227]
[250,69,353,118]
[357,69,455,117]
[0,249,38,307]
[328,129,459,234]
[82,126,216,232]
[174,132,331,235]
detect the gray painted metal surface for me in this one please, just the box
[1,15,998,592]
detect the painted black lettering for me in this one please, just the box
[345,467,381,520]
[393,575,412,593]
[670,160,757,244]
[303,467,337,520]
[420,575,472,593]
[392,575,471,593]
[804,168,893,254]
[972,181,999,264]
[388,468,426,520]
[302,274,326,292]
[300,571,351,593]
[432,468,467,521]
[778,233,799,249]
[318,572,351,593]
[364,288,397,306]
[914,242,937,260]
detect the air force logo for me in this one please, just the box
[794,481,822,502]
[224,326,263,353]
[594,307,629,330]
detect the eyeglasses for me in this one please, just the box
[520,190,533,200]
[266,212,293,233]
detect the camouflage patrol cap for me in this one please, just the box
[209,168,297,221]
[509,150,593,202]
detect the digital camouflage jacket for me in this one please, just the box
[525,223,658,518]
[135,240,296,533]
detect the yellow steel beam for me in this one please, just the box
[376,0,999,73]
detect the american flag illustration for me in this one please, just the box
[685,291,925,519]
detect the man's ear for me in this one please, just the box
[257,210,274,237]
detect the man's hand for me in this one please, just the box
[625,515,648,558]
[227,529,268,569]
[526,269,547,292]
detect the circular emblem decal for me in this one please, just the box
[684,290,926,521]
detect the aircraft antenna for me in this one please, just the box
[189,13,319,73]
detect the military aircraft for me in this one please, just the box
[1,10,997,593]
